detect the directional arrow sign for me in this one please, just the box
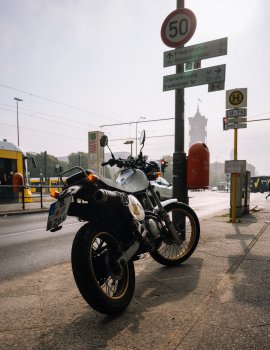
[163,64,226,91]
[164,37,227,67]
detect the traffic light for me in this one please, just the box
[160,159,168,174]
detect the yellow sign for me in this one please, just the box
[229,90,244,106]
[226,88,247,109]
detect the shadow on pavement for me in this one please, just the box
[32,257,203,350]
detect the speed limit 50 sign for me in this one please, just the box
[161,8,196,48]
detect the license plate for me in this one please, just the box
[46,194,72,231]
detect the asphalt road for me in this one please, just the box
[0,191,231,281]
[0,214,83,281]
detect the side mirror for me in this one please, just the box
[139,130,146,145]
[100,135,108,147]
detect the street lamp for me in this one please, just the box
[124,140,134,156]
[14,97,23,147]
[135,117,146,156]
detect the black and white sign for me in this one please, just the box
[226,108,247,118]
[225,160,246,173]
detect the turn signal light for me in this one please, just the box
[87,174,99,183]
[50,190,60,198]
[155,172,162,179]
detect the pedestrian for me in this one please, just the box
[266,180,270,200]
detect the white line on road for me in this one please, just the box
[0,222,81,238]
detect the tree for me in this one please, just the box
[68,152,88,168]
[26,152,68,180]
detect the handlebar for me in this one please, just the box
[102,156,147,171]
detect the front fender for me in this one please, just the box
[154,198,177,210]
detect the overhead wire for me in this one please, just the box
[0,121,86,141]
[0,102,96,129]
[0,83,121,122]
[0,107,93,130]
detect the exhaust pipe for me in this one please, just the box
[94,189,124,204]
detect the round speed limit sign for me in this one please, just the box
[161,8,196,48]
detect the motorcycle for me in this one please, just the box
[46,130,200,315]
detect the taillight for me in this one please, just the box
[87,174,99,183]
[50,190,60,198]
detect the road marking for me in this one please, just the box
[0,222,81,238]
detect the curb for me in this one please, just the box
[0,208,49,217]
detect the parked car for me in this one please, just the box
[211,186,218,191]
[150,176,172,200]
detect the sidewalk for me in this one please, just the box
[0,201,270,349]
[0,199,52,216]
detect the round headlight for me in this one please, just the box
[127,195,145,221]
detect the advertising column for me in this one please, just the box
[88,131,104,175]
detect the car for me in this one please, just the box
[150,176,172,200]
[211,186,218,191]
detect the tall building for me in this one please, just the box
[188,106,208,147]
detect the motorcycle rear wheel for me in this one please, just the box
[71,223,135,315]
[150,202,200,266]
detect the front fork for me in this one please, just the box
[148,185,182,245]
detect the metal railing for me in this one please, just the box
[0,184,64,210]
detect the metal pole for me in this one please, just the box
[231,128,238,223]
[173,0,188,204]
[14,97,23,147]
[135,122,138,157]
[44,151,47,187]
[40,185,43,209]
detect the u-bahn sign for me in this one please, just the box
[161,8,197,48]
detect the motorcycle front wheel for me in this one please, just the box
[71,223,135,315]
[150,202,200,266]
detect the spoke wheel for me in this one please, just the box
[90,232,129,300]
[72,223,135,315]
[150,202,200,266]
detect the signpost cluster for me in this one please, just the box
[224,88,248,223]
[160,3,227,204]
[161,10,227,93]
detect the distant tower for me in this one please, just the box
[188,105,207,147]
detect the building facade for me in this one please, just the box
[188,106,208,148]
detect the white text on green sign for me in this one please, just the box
[163,64,226,91]
[163,37,227,67]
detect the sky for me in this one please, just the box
[0,0,269,175]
